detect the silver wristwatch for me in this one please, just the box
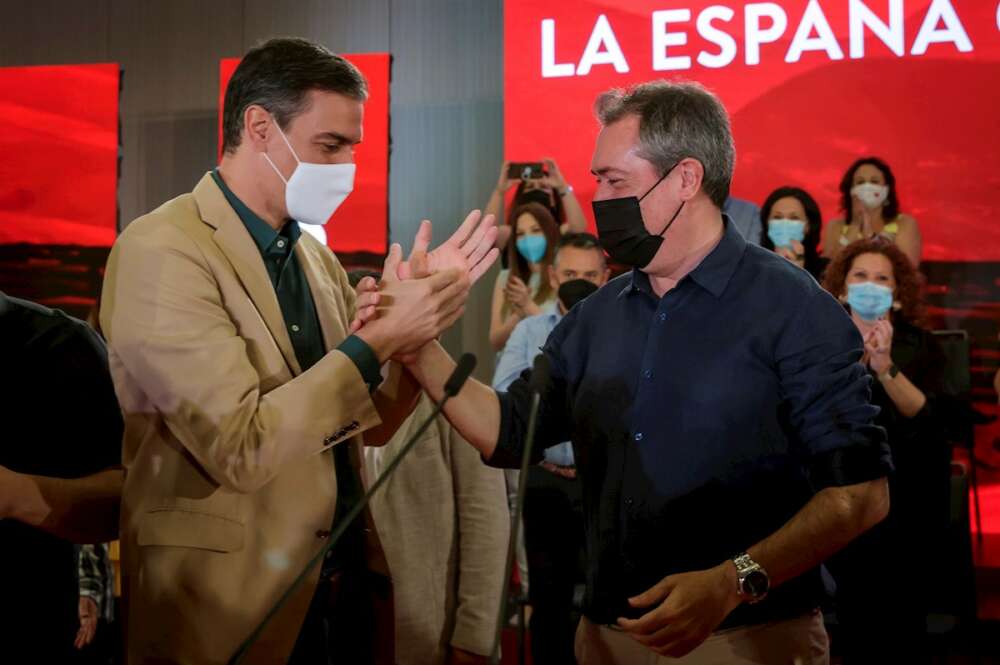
[732,553,770,604]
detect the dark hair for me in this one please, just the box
[510,180,565,227]
[759,186,824,278]
[506,202,561,308]
[222,37,368,155]
[822,237,925,325]
[595,80,735,207]
[839,156,900,223]
[557,232,601,252]
[556,232,606,266]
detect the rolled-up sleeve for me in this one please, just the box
[490,320,575,470]
[776,289,892,490]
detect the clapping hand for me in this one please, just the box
[396,211,499,285]
[863,319,894,375]
[776,240,805,267]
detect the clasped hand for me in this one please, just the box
[349,210,499,359]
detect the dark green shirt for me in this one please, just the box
[211,169,377,573]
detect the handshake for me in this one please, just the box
[350,210,499,364]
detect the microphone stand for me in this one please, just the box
[229,353,478,665]
[490,355,550,665]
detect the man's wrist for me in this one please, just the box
[354,324,397,365]
[876,363,898,382]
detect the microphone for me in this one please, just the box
[229,353,478,665]
[445,352,477,397]
[490,354,551,665]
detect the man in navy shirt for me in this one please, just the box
[396,81,890,664]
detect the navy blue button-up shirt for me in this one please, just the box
[492,217,890,629]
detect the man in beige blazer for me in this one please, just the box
[364,387,509,665]
[100,38,497,665]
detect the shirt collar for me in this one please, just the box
[542,300,562,321]
[619,213,746,300]
[211,168,301,257]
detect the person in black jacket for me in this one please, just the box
[822,238,949,664]
[0,291,123,662]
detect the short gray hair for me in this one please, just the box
[594,80,735,207]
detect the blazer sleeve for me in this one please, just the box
[101,221,381,494]
[447,420,510,656]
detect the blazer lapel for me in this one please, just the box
[295,238,348,353]
[192,173,302,376]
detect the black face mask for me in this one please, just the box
[592,163,685,268]
[557,278,599,311]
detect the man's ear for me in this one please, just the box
[244,105,273,153]
[677,158,705,201]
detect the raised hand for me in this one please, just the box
[542,157,568,192]
[349,275,381,334]
[776,240,805,268]
[864,319,894,375]
[496,160,519,194]
[354,243,472,362]
[396,211,500,286]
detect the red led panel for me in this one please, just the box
[0,63,119,246]
[505,1,1000,261]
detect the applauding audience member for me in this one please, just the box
[760,186,826,279]
[822,238,948,663]
[823,157,922,266]
[490,202,561,351]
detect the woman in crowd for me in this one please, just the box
[759,186,826,279]
[823,156,922,266]
[489,202,560,351]
[822,238,948,663]
[485,158,588,253]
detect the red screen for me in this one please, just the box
[504,0,1000,261]
[220,53,390,255]
[0,63,119,246]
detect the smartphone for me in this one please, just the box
[508,162,546,180]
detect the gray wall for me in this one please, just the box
[0,0,503,380]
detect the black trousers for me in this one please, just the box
[827,515,928,664]
[288,569,393,665]
[522,465,586,665]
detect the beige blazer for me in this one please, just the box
[365,394,509,664]
[101,173,392,665]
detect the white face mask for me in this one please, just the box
[263,119,355,226]
[851,182,889,210]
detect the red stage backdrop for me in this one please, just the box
[504,0,1000,261]
[220,53,390,255]
[0,63,119,246]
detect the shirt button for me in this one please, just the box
[643,369,652,379]
[634,432,643,442]
[659,312,667,322]
[291,324,301,332]
[276,239,286,248]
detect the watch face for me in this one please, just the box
[744,570,770,598]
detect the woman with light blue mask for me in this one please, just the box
[489,202,560,351]
[759,186,826,279]
[821,237,949,664]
